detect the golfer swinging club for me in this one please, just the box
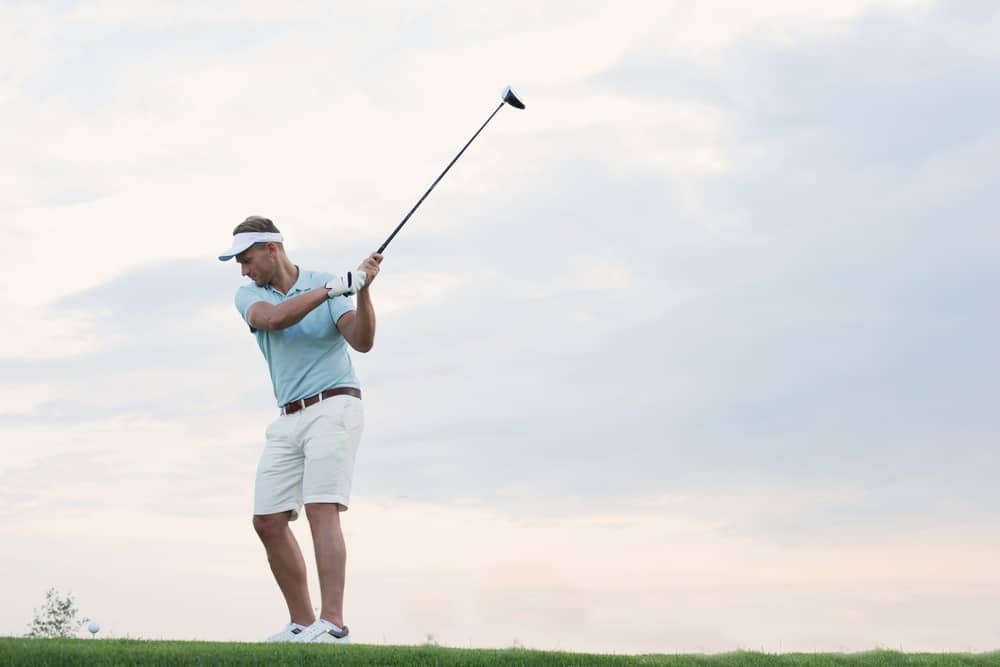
[219,215,382,644]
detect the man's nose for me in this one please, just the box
[241,264,249,276]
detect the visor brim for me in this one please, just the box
[218,240,257,261]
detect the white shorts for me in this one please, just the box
[253,395,364,519]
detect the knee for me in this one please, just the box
[304,502,340,524]
[252,513,289,542]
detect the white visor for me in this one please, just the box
[218,232,283,261]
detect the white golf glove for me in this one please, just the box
[325,271,367,297]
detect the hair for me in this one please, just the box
[232,215,281,235]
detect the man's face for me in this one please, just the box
[236,243,276,286]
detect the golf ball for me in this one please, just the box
[88,621,100,634]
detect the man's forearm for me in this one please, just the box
[253,288,329,330]
[352,289,377,349]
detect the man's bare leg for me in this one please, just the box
[304,502,347,627]
[252,512,315,626]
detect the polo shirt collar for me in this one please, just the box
[288,266,308,294]
[266,266,306,297]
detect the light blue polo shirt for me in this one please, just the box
[234,268,359,406]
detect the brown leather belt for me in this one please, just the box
[280,387,361,415]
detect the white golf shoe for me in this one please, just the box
[265,622,307,642]
[292,619,350,644]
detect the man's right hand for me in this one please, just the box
[356,253,383,291]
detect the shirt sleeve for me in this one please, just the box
[314,271,355,329]
[234,287,262,330]
[328,294,355,329]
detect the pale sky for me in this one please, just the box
[2,0,999,654]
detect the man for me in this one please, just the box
[218,215,382,644]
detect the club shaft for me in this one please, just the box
[377,100,506,254]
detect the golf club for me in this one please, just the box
[376,85,525,254]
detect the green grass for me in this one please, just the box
[1,638,998,667]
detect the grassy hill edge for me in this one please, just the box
[1,638,998,666]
